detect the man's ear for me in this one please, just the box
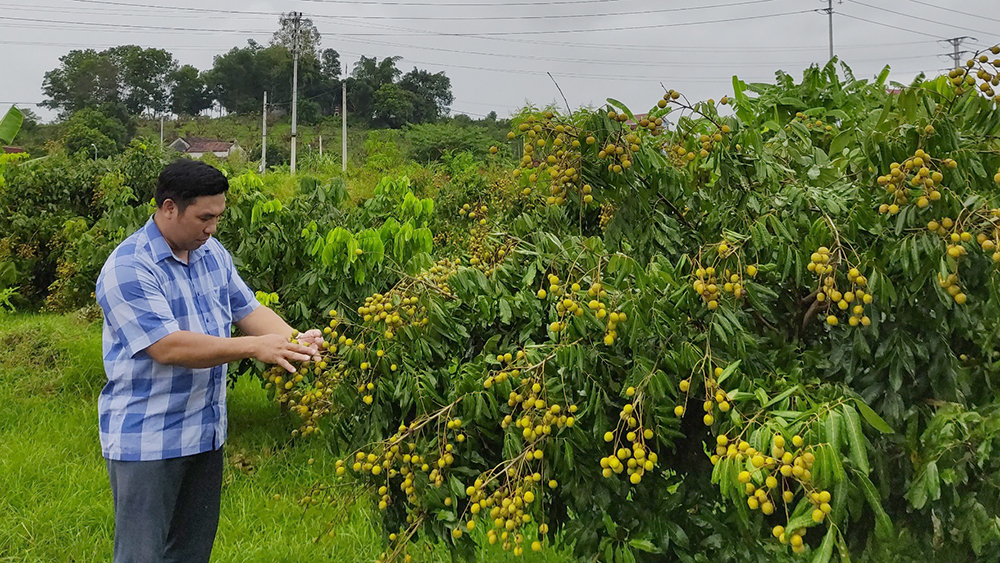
[161,199,176,219]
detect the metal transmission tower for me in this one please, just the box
[818,0,841,61]
[289,11,303,175]
[939,36,977,70]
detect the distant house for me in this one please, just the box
[2,146,25,154]
[168,136,243,159]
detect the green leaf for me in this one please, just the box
[842,405,870,474]
[0,106,23,145]
[785,512,821,535]
[499,298,513,324]
[856,470,893,539]
[629,539,659,553]
[829,131,853,157]
[925,460,940,502]
[853,398,894,433]
[717,360,741,386]
[762,385,800,408]
[602,513,617,536]
[825,410,842,453]
[811,527,836,563]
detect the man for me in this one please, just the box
[95,159,322,563]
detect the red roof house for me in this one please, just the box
[168,136,243,159]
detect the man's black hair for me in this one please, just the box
[155,159,229,212]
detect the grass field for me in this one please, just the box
[0,313,570,563]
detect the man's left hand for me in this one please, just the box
[295,328,324,361]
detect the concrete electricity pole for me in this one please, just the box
[342,80,347,172]
[290,11,302,175]
[819,0,841,61]
[261,91,268,174]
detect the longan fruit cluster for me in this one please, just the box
[262,326,348,437]
[601,387,658,484]
[339,415,467,510]
[263,361,333,437]
[937,273,968,305]
[596,130,644,175]
[358,291,428,338]
[727,433,829,554]
[599,202,615,230]
[948,45,1000,100]
[502,388,576,441]
[459,203,489,225]
[414,258,458,295]
[472,366,576,554]
[466,467,553,555]
[488,351,579,439]
[470,235,517,280]
[674,365,733,427]
[876,149,946,214]
[656,89,734,162]
[485,349,524,389]
[692,260,757,311]
[509,112,590,206]
[668,123,732,163]
[538,274,623,343]
[791,112,836,134]
[808,247,873,327]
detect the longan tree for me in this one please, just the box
[263,53,1000,563]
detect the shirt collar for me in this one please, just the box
[144,215,207,265]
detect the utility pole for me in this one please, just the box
[342,80,347,172]
[940,36,976,69]
[159,115,164,147]
[261,91,268,174]
[818,0,840,61]
[290,11,302,175]
[319,135,323,157]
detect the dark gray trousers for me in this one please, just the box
[106,448,223,563]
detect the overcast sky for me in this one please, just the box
[2,0,998,123]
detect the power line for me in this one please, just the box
[61,0,786,22]
[0,36,944,72]
[23,0,949,54]
[336,9,820,36]
[0,35,945,56]
[295,0,787,22]
[0,9,803,39]
[0,39,242,51]
[844,0,993,37]
[0,8,818,37]
[0,3,223,19]
[423,35,937,54]
[298,0,664,6]
[342,35,942,68]
[0,15,269,34]
[903,0,1000,25]
[836,11,941,38]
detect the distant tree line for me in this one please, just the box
[41,14,454,129]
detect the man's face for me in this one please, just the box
[161,194,226,251]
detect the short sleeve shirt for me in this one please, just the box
[95,216,260,461]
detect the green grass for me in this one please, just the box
[0,313,572,563]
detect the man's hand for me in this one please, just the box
[253,334,320,373]
[295,328,324,354]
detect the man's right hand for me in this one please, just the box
[252,334,318,373]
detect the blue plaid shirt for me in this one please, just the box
[95,217,259,461]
